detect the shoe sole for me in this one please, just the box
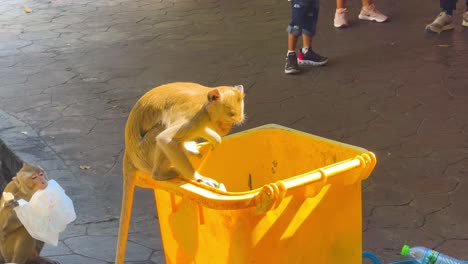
[298,59,328,66]
[285,68,300,74]
[425,23,455,33]
[334,23,349,28]
[358,14,388,23]
[463,19,468,27]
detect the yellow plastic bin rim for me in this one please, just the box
[135,124,376,214]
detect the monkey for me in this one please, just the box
[0,163,60,264]
[115,82,245,263]
[123,82,245,187]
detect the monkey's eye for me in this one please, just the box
[32,176,37,179]
[39,172,44,176]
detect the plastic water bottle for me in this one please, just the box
[401,245,467,264]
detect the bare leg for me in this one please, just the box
[337,0,347,9]
[288,33,299,51]
[302,34,312,49]
[362,0,372,7]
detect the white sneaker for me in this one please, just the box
[425,11,454,33]
[334,8,349,28]
[358,4,388,23]
[463,11,468,27]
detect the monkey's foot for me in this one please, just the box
[152,168,178,180]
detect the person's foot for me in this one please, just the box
[284,51,300,74]
[463,11,468,27]
[425,11,455,33]
[297,48,328,66]
[358,3,388,22]
[334,8,349,28]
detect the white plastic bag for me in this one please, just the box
[14,180,76,246]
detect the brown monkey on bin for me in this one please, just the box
[115,82,245,263]
[0,163,60,264]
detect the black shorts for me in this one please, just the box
[287,0,320,37]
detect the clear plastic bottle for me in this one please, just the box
[401,244,467,264]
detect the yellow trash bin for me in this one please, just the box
[152,124,376,264]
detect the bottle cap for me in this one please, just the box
[401,245,410,256]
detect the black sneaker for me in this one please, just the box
[298,49,328,66]
[284,51,300,74]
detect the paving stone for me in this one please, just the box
[19,31,60,41]
[26,70,77,88]
[150,251,167,264]
[410,193,451,215]
[59,223,88,239]
[436,239,468,260]
[369,205,424,229]
[363,184,414,206]
[39,116,98,139]
[42,241,73,256]
[64,235,153,262]
[50,254,108,264]
[128,230,163,251]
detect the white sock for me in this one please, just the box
[287,50,295,54]
[302,47,310,54]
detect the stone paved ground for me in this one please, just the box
[0,0,468,262]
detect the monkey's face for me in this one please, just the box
[208,86,245,136]
[17,164,49,194]
[29,170,48,191]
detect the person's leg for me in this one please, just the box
[298,0,328,66]
[285,0,302,74]
[361,0,371,7]
[463,0,468,26]
[335,0,349,27]
[288,33,299,52]
[336,0,347,9]
[426,0,456,33]
[440,0,457,15]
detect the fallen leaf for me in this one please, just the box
[438,44,450,48]
[20,131,28,135]
[23,5,32,13]
[79,165,91,170]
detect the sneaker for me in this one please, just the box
[358,4,388,22]
[334,8,349,28]
[285,51,300,74]
[297,49,328,66]
[463,11,468,27]
[425,11,454,33]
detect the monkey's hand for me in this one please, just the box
[203,127,222,150]
[4,199,19,209]
[184,141,201,156]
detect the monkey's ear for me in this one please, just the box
[233,85,244,93]
[207,89,221,103]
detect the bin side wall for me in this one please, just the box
[155,181,363,264]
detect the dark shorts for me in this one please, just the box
[286,0,320,37]
[440,0,468,10]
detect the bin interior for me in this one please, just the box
[196,125,369,192]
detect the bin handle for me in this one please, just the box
[139,152,376,213]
